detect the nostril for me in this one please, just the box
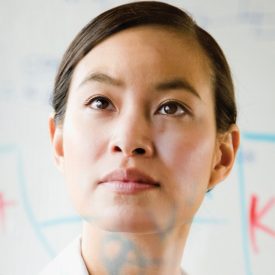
[113,146,122,152]
[133,148,146,155]
[112,145,147,155]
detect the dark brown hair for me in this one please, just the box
[52,1,237,133]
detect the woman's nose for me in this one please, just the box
[108,114,154,158]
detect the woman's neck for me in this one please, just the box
[81,221,189,275]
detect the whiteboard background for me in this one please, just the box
[0,0,275,274]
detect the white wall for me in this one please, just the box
[0,1,275,274]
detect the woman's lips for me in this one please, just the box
[98,168,160,194]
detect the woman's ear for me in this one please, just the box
[208,124,240,190]
[49,115,64,172]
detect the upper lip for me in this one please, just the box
[99,168,160,186]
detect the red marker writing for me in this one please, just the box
[249,194,275,253]
[0,192,16,231]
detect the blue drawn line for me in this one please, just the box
[0,144,17,154]
[10,145,55,257]
[237,147,253,275]
[1,144,55,256]
[243,132,275,142]
[40,215,82,227]
[205,190,213,199]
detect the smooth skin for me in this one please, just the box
[49,26,240,275]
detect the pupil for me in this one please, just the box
[96,99,108,109]
[164,103,176,114]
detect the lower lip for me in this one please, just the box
[99,181,159,194]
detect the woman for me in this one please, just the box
[41,1,240,274]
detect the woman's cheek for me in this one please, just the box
[156,128,214,199]
[62,118,108,191]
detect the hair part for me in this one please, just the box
[52,1,237,133]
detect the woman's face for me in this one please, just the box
[52,26,226,233]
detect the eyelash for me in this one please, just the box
[156,100,190,117]
[85,96,190,117]
[85,96,115,111]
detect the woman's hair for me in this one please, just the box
[52,1,237,133]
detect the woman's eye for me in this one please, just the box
[87,96,114,111]
[157,101,187,116]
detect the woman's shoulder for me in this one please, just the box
[38,236,89,275]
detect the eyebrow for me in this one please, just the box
[78,72,123,88]
[78,72,200,99]
[156,78,201,99]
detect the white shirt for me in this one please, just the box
[39,236,89,275]
[39,236,188,275]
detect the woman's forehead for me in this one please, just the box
[71,26,213,94]
[86,25,204,60]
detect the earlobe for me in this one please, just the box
[49,115,64,172]
[208,124,240,190]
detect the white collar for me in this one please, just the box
[40,235,188,275]
[39,236,89,275]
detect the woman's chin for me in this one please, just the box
[99,220,156,234]
[89,207,166,234]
